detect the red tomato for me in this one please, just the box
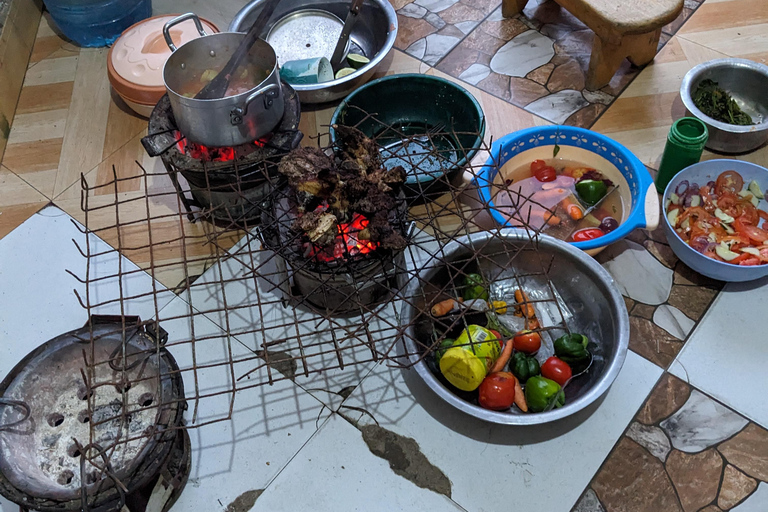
[541,357,572,386]
[513,330,541,354]
[715,170,744,196]
[530,160,547,172]
[533,165,557,183]
[571,228,605,242]
[478,372,517,410]
[734,217,768,244]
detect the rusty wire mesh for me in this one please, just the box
[54,108,581,508]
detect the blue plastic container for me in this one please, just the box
[476,125,658,253]
[44,0,151,47]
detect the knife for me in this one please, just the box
[330,0,365,69]
[565,186,622,239]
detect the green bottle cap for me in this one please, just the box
[669,117,708,149]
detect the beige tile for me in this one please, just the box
[35,12,60,39]
[54,48,111,197]
[678,0,768,34]
[5,108,67,145]
[22,55,78,86]
[29,35,68,64]
[102,91,150,160]
[3,137,63,174]
[681,24,768,59]
[15,81,74,114]
[0,164,48,240]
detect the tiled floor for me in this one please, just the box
[1,0,768,510]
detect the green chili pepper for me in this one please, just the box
[510,351,540,383]
[575,179,608,206]
[554,333,590,367]
[433,338,455,365]
[524,376,565,413]
[463,273,489,301]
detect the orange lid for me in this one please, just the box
[107,15,218,105]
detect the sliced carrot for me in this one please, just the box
[431,298,459,317]
[490,333,515,373]
[545,212,561,226]
[514,289,536,318]
[514,377,528,412]
[560,195,584,220]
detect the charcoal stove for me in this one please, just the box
[260,189,409,316]
[141,82,303,225]
[0,316,189,512]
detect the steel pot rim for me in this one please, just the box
[402,229,630,426]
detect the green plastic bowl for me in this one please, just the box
[330,74,485,203]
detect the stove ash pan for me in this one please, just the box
[0,316,185,512]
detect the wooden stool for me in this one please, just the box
[502,0,683,90]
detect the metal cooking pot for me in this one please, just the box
[162,13,284,147]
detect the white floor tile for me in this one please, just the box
[253,415,467,512]
[341,351,661,512]
[0,206,173,378]
[670,276,768,428]
[157,296,333,511]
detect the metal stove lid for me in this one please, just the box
[0,316,184,505]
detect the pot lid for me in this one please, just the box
[111,15,219,88]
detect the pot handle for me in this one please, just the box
[231,83,281,125]
[163,13,208,52]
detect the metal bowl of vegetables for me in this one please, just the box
[403,229,629,425]
[662,159,768,282]
[681,58,768,153]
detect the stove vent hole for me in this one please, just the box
[46,413,64,427]
[115,381,132,393]
[138,393,154,407]
[77,387,92,401]
[77,410,90,424]
[67,444,81,458]
[57,470,74,485]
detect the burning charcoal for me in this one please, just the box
[332,124,382,175]
[293,211,338,246]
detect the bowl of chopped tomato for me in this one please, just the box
[663,159,768,282]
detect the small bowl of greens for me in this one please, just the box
[681,58,768,153]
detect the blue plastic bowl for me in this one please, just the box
[476,126,658,252]
[662,159,768,282]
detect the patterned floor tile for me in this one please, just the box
[575,374,768,512]
[394,0,500,66]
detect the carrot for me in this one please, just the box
[525,317,541,330]
[514,377,528,412]
[561,195,584,220]
[490,332,515,373]
[545,211,561,226]
[514,289,536,318]
[431,298,459,316]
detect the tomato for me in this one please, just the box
[478,372,517,410]
[734,216,768,244]
[759,209,768,225]
[571,228,605,242]
[533,166,557,182]
[513,330,541,354]
[541,357,572,386]
[716,170,744,196]
[530,159,547,172]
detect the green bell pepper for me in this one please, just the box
[433,338,455,365]
[524,376,565,413]
[510,351,540,383]
[554,333,591,367]
[575,179,608,206]
[463,273,489,301]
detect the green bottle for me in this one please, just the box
[655,117,709,193]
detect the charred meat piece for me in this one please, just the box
[332,124,382,176]
[293,211,338,246]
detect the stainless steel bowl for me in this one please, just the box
[680,58,768,153]
[402,230,630,425]
[230,0,397,104]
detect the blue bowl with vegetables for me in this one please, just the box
[662,159,768,282]
[476,126,659,254]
